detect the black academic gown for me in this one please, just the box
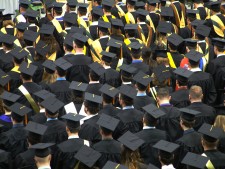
[130,61,150,75]
[93,139,122,169]
[149,12,160,29]
[219,132,225,154]
[170,89,190,108]
[134,95,156,111]
[64,54,92,83]
[136,128,169,167]
[0,150,12,169]
[0,115,12,133]
[100,68,121,88]
[8,69,22,92]
[186,102,216,130]
[204,150,225,168]
[78,115,101,145]
[179,26,192,39]
[188,71,217,105]
[0,52,14,73]
[0,125,28,159]
[157,104,183,141]
[89,24,98,41]
[32,60,44,83]
[30,111,47,124]
[86,83,103,96]
[54,138,86,169]
[206,14,225,38]
[175,129,203,169]
[169,51,184,68]
[14,149,36,169]
[98,104,119,118]
[197,6,208,20]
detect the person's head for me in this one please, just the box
[89,70,100,81]
[180,117,195,130]
[45,110,59,118]
[72,90,84,104]
[119,94,133,107]
[143,113,157,127]
[11,112,24,123]
[159,151,174,165]
[77,6,88,17]
[56,67,67,77]
[214,44,225,55]
[34,154,51,168]
[145,2,157,12]
[201,137,218,150]
[92,0,102,6]
[156,88,170,104]
[99,126,113,137]
[2,42,14,52]
[102,93,113,104]
[135,82,148,92]
[214,115,225,131]
[84,100,100,115]
[21,73,32,81]
[66,121,80,135]
[189,85,203,103]
[42,69,57,84]
[13,57,24,65]
[63,43,73,53]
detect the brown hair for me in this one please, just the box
[189,85,203,100]
[42,70,57,84]
[156,57,169,65]
[3,20,14,27]
[214,115,225,131]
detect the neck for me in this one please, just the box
[37,163,51,169]
[75,48,83,54]
[191,99,201,103]
[217,52,224,56]
[22,79,32,83]
[13,121,23,125]
[102,134,113,140]
[68,132,79,137]
[204,146,217,151]
[128,8,135,12]
[158,99,170,105]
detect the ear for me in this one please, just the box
[169,96,171,101]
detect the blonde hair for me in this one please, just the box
[214,115,225,131]
[156,57,169,65]
[42,71,57,84]
[3,20,14,27]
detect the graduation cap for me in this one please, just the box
[19,61,38,76]
[186,9,199,19]
[101,51,116,63]
[30,143,55,158]
[0,69,11,87]
[102,161,128,169]
[19,0,31,8]
[42,60,56,74]
[181,152,209,169]
[63,13,77,25]
[153,65,171,83]
[15,22,29,32]
[173,67,193,84]
[191,19,206,29]
[97,113,120,131]
[41,96,64,115]
[212,38,225,49]
[98,20,111,32]
[118,131,144,151]
[64,34,74,47]
[99,83,119,98]
[84,92,103,104]
[127,0,137,5]
[207,1,221,11]
[154,49,168,59]
[135,1,145,9]
[198,123,223,142]
[52,2,64,12]
[34,90,56,101]
[25,121,48,140]
[24,30,39,42]
[111,18,124,28]
[24,9,39,18]
[89,62,106,76]
[142,104,166,119]
[160,7,174,17]
[102,0,114,7]
[36,40,50,57]
[0,91,20,107]
[157,21,173,34]
[195,24,211,37]
[124,24,138,30]
[128,41,143,54]
[77,3,89,12]
[67,0,78,7]
[179,108,201,122]
[119,84,137,99]
[40,24,55,35]
[2,13,14,21]
[119,64,137,77]
[0,9,4,15]
[72,33,88,43]
[10,47,29,60]
[69,81,88,92]
[61,113,85,128]
[167,33,183,47]
[10,102,32,117]
[45,0,54,9]
[185,50,203,63]
[70,27,86,35]
[54,57,72,71]
[185,38,198,47]
[146,0,160,5]
[107,39,123,49]
[135,9,149,16]
[92,6,104,16]
[133,71,152,87]
[0,34,16,45]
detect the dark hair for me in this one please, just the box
[72,91,84,104]
[159,151,174,165]
[121,74,132,82]
[74,39,85,48]
[102,93,113,104]
[125,30,136,38]
[120,94,133,106]
[28,133,42,145]
[89,70,100,81]
[196,34,205,40]
[189,59,199,67]
[11,112,24,123]
[78,10,87,16]
[64,43,73,52]
[84,101,100,115]
[92,13,101,21]
[54,9,62,15]
[56,67,67,77]
[144,113,157,127]
[216,46,225,53]
[100,126,112,135]
[168,42,177,51]
[138,15,146,22]
[13,57,24,65]
[180,117,195,128]
[24,39,33,46]
[3,43,14,50]
[64,21,73,28]
[21,73,32,80]
[67,125,80,133]
[136,82,147,91]
[157,88,169,99]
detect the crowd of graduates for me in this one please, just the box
[1,0,225,168]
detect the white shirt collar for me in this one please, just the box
[197,40,206,43]
[143,126,155,130]
[68,135,79,139]
[55,16,62,19]
[75,52,84,55]
[138,22,146,25]
[38,166,51,169]
[91,21,98,26]
[217,54,225,58]
[40,108,45,113]
[104,65,111,69]
[81,114,98,121]
[100,35,109,39]
[122,82,132,85]
[162,164,175,169]
[89,81,99,84]
[190,67,202,72]
[65,27,71,30]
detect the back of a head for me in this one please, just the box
[189,85,203,101]
[157,87,169,100]
[214,115,225,131]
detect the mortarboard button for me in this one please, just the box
[40,24,55,35]
[97,113,120,131]
[55,57,73,71]
[84,92,103,104]
[10,47,29,60]
[19,61,38,76]
[35,40,50,57]
[133,71,152,87]
[102,161,128,169]
[118,131,145,151]
[23,30,39,42]
[34,90,56,101]
[167,33,184,47]
[99,83,119,98]
[119,64,137,77]
[179,108,201,122]
[157,21,173,34]
[40,97,64,115]
[10,102,32,117]
[185,50,203,63]
[101,51,116,63]
[160,7,174,17]
[102,0,114,7]
[92,7,104,16]
[15,22,29,32]
[30,143,55,158]
[24,9,39,18]
[74,145,101,168]
[69,81,88,92]
[0,70,11,87]
[89,62,106,76]
[61,113,85,128]
[42,60,56,73]
[195,24,211,37]
[153,65,171,83]
[119,84,137,99]
[25,121,48,136]
[142,104,166,119]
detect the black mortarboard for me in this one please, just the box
[77,3,89,12]
[70,27,86,35]
[198,123,223,142]
[30,143,55,158]
[173,67,193,83]
[154,49,168,58]
[0,9,4,14]
[146,0,160,5]
[142,104,166,119]
[97,113,120,131]
[118,131,145,151]
[102,0,114,7]
[0,34,16,45]
[195,24,211,37]
[40,96,64,115]
[161,7,174,17]
[191,19,206,29]
[133,71,152,87]
[0,69,11,86]
[119,64,137,77]
[128,41,143,54]
[55,57,72,71]
[61,113,85,128]
[111,18,124,28]
[153,140,180,157]
[181,152,209,169]
[2,13,14,21]
[89,62,106,76]
[34,90,56,101]
[25,121,48,136]
[107,39,123,48]
[19,61,37,76]
[99,84,119,98]
[186,9,199,19]
[63,13,76,25]
[180,108,201,122]
[157,21,173,34]
[69,81,88,92]
[101,51,116,63]
[42,60,56,73]
[19,0,31,8]
[75,145,101,168]
[98,20,111,31]
[0,91,20,106]
[84,92,103,104]
[72,33,88,43]
[207,1,221,11]
[36,40,50,57]
[102,161,128,169]
[185,38,198,47]
[127,0,137,5]
[67,0,78,7]
[135,1,145,8]
[24,30,39,42]
[45,0,54,9]
[16,22,29,32]
[212,38,225,49]
[10,47,29,60]
[24,9,39,18]
[167,33,184,47]
[153,65,171,83]
[52,2,64,11]
[64,34,74,47]
[135,9,149,16]
[185,50,203,63]
[119,84,137,99]
[124,24,138,30]
[40,24,55,35]
[92,7,103,16]
[10,103,32,117]
[147,164,160,169]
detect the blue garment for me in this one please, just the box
[13,123,24,128]
[183,128,195,135]
[122,106,134,110]
[160,103,172,107]
[199,58,203,71]
[47,118,58,122]
[132,60,142,64]
[0,115,11,123]
[137,92,147,96]
[57,77,66,81]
